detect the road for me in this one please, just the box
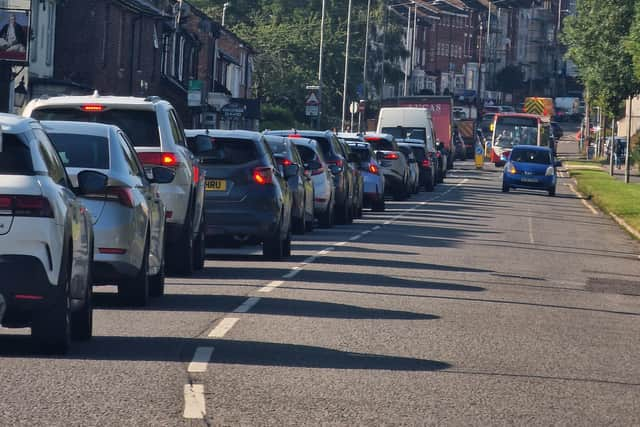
[1,140,639,425]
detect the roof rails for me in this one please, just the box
[144,96,164,103]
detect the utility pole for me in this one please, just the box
[403,4,411,96]
[318,0,326,129]
[380,5,388,101]
[341,0,353,132]
[625,96,632,183]
[361,0,371,133]
[609,113,615,176]
[411,3,417,96]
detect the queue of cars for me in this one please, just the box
[0,95,451,354]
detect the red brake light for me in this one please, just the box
[421,159,431,168]
[81,104,105,112]
[193,165,200,183]
[327,159,344,168]
[105,187,135,208]
[368,164,379,174]
[288,134,302,139]
[384,153,399,160]
[365,136,383,141]
[98,248,128,255]
[0,196,12,213]
[253,167,273,185]
[138,152,179,167]
[436,151,442,158]
[12,196,54,218]
[276,157,293,167]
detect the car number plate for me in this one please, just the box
[521,177,539,183]
[205,179,227,191]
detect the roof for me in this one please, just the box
[114,0,167,17]
[198,129,262,141]
[23,94,171,114]
[0,113,35,134]
[511,144,552,151]
[40,121,116,138]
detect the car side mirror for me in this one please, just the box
[188,135,213,155]
[408,157,417,164]
[284,164,300,178]
[76,170,108,195]
[148,166,176,184]
[328,164,342,175]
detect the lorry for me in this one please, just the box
[554,97,581,121]
[382,96,454,169]
[524,97,555,117]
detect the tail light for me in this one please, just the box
[137,152,179,167]
[311,166,325,176]
[193,165,200,183]
[383,153,399,160]
[369,164,379,174]
[276,157,293,167]
[0,195,54,218]
[421,159,431,168]
[253,167,273,185]
[327,159,344,168]
[81,104,106,112]
[435,151,442,158]
[104,187,135,208]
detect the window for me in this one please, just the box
[118,133,144,178]
[34,129,67,186]
[0,133,33,175]
[47,133,110,170]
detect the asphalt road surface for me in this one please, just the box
[1,140,639,425]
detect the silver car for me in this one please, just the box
[346,141,386,211]
[43,121,175,306]
[398,142,420,194]
[290,137,335,228]
[364,133,410,201]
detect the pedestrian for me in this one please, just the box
[615,139,624,169]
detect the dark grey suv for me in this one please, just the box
[188,130,293,260]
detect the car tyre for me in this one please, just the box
[548,186,556,197]
[305,216,314,232]
[372,198,386,212]
[119,236,150,307]
[283,229,292,258]
[71,257,93,341]
[502,182,510,193]
[149,257,165,297]
[263,229,284,260]
[426,174,435,192]
[292,214,306,235]
[318,200,334,229]
[193,217,206,271]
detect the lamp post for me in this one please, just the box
[341,0,353,132]
[318,0,326,129]
[13,77,27,112]
[222,2,230,27]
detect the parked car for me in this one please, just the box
[399,138,436,192]
[23,94,206,275]
[267,130,353,224]
[502,145,560,196]
[43,121,174,304]
[345,141,386,211]
[290,137,335,228]
[397,142,420,194]
[263,135,315,234]
[186,130,293,259]
[363,133,410,201]
[0,114,99,354]
[336,137,364,218]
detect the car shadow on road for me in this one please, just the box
[0,336,451,372]
[92,293,441,320]
[309,256,492,274]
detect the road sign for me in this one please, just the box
[305,92,320,106]
[188,80,203,107]
[305,105,319,117]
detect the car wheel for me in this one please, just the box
[548,186,556,197]
[263,229,284,260]
[32,248,72,355]
[149,256,165,297]
[319,199,333,229]
[71,257,93,341]
[346,203,354,224]
[119,236,150,307]
[373,198,386,212]
[292,214,306,235]
[305,214,314,232]
[193,217,206,271]
[171,221,195,276]
[426,175,435,192]
[283,229,292,258]
[335,200,349,225]
[502,182,510,193]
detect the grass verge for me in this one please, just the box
[570,169,640,233]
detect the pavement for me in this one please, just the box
[1,144,639,425]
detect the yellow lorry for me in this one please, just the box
[524,97,555,117]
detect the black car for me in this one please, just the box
[267,130,354,224]
[189,130,293,260]
[265,135,315,234]
[337,138,364,219]
[399,139,436,192]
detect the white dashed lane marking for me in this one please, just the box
[208,317,240,338]
[233,297,261,313]
[183,384,206,419]
[188,347,214,373]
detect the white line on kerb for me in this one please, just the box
[259,280,285,292]
[188,347,214,373]
[335,241,347,246]
[567,183,598,215]
[233,297,260,314]
[183,384,206,419]
[208,317,240,338]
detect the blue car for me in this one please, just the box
[502,145,561,196]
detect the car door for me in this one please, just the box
[292,143,314,220]
[34,128,89,300]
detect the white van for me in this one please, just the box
[376,107,435,148]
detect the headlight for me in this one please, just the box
[507,163,517,175]
[545,166,555,176]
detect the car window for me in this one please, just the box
[0,133,34,175]
[365,137,394,151]
[348,147,372,163]
[264,137,288,156]
[32,108,161,147]
[168,109,186,147]
[290,143,304,165]
[47,133,109,170]
[34,129,68,186]
[197,137,260,165]
[118,132,144,177]
[511,149,552,165]
[296,144,320,164]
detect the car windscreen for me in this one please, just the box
[348,147,372,162]
[0,133,33,175]
[196,137,259,165]
[31,108,161,147]
[304,135,331,158]
[381,127,425,143]
[494,117,539,148]
[510,149,552,165]
[365,138,394,151]
[295,145,324,164]
[264,138,288,156]
[47,133,109,169]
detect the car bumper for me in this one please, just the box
[504,174,556,189]
[204,209,280,240]
[0,254,59,326]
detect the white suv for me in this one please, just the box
[0,114,99,354]
[23,94,206,275]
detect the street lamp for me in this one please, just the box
[14,77,27,110]
[341,0,353,132]
[222,2,230,27]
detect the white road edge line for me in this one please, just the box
[188,347,214,373]
[233,297,260,314]
[335,241,347,246]
[567,183,598,215]
[349,234,362,241]
[208,317,240,338]
[361,230,372,235]
[183,384,206,419]
[259,280,285,292]
[282,269,300,279]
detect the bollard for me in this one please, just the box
[475,143,485,169]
